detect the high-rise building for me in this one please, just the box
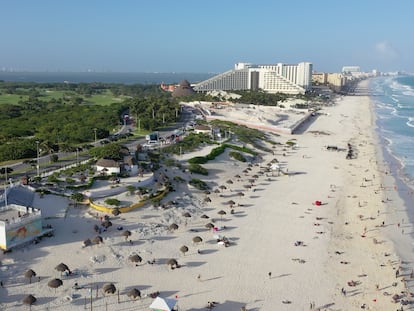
[194,61,313,94]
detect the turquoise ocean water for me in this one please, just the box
[372,75,414,188]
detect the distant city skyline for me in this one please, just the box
[1,0,414,73]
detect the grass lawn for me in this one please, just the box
[0,94,27,105]
[0,89,124,106]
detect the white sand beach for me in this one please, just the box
[0,80,411,310]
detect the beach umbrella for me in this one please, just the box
[218,210,227,219]
[48,278,63,292]
[92,235,103,244]
[192,236,203,243]
[102,220,112,229]
[127,288,141,299]
[55,263,69,273]
[243,184,252,189]
[203,197,211,203]
[182,212,191,218]
[24,269,36,284]
[111,208,121,216]
[225,200,236,206]
[129,254,142,263]
[22,294,36,309]
[180,245,189,255]
[243,169,249,174]
[205,223,215,229]
[234,174,241,178]
[219,185,227,191]
[200,214,209,219]
[248,163,253,167]
[214,189,221,193]
[226,179,233,184]
[169,223,179,231]
[83,239,92,247]
[248,179,255,184]
[103,283,116,295]
[237,192,245,197]
[122,230,131,240]
[252,174,259,179]
[167,259,178,269]
[203,190,211,195]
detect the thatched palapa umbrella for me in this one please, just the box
[24,269,37,284]
[205,223,215,229]
[203,197,211,203]
[129,254,142,263]
[102,220,112,229]
[226,179,233,184]
[200,214,209,219]
[219,185,227,191]
[225,200,236,206]
[235,174,241,178]
[167,258,178,269]
[55,263,70,274]
[103,283,116,295]
[22,294,36,309]
[218,210,227,219]
[182,212,191,218]
[192,236,203,244]
[237,192,245,197]
[127,288,141,299]
[214,189,221,194]
[204,190,211,195]
[92,235,103,244]
[111,208,121,216]
[83,238,92,247]
[48,278,63,292]
[122,230,131,240]
[180,245,189,256]
[169,223,179,231]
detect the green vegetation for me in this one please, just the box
[104,198,121,206]
[229,151,246,162]
[188,163,208,175]
[0,81,181,162]
[189,178,209,190]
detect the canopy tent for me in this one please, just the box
[149,296,177,311]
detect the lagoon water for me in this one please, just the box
[372,75,414,189]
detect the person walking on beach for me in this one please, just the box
[197,274,201,282]
[341,287,346,296]
[268,272,272,279]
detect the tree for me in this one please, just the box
[49,154,59,163]
[0,167,13,181]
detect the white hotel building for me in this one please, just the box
[194,62,313,95]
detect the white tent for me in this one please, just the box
[149,296,177,311]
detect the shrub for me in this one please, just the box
[189,178,209,190]
[104,198,121,206]
[229,151,246,162]
[188,156,208,164]
[188,163,208,175]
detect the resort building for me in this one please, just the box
[194,62,313,95]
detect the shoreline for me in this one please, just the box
[1,85,412,310]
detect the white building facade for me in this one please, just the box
[194,61,313,95]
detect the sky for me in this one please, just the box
[1,0,414,73]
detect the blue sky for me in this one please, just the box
[1,0,413,73]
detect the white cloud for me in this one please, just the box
[374,41,399,60]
